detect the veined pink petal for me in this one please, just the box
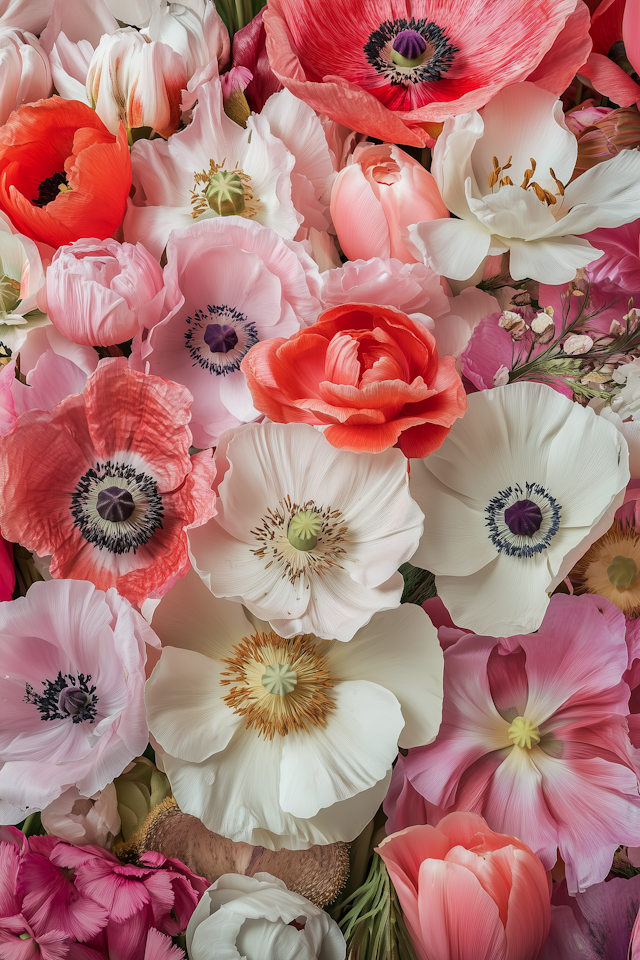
[579,51,640,106]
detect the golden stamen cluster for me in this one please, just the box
[220,631,336,739]
[570,520,640,617]
[251,495,348,585]
[190,159,258,219]
[488,156,565,205]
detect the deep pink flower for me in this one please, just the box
[540,875,640,959]
[401,593,640,894]
[0,535,14,601]
[0,578,157,818]
[263,0,591,147]
[231,9,283,113]
[67,927,185,960]
[0,358,216,606]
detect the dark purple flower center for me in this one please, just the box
[392,30,426,59]
[504,499,543,537]
[59,687,92,717]
[96,486,135,523]
[204,323,238,354]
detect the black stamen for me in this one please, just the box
[25,672,98,724]
[365,18,458,87]
[33,172,68,208]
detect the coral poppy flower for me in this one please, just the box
[241,303,467,458]
[262,0,591,147]
[0,357,216,606]
[0,96,131,248]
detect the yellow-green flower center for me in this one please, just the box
[508,716,540,750]
[0,275,21,314]
[261,662,298,696]
[607,554,638,589]
[287,510,322,551]
[205,170,246,216]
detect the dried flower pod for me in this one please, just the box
[123,797,350,907]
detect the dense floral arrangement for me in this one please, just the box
[4,0,640,957]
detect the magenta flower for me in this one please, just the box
[401,593,640,894]
[0,578,158,820]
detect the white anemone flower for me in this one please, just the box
[409,382,630,637]
[188,422,424,642]
[186,874,346,960]
[409,82,640,285]
[123,77,300,259]
[144,568,443,849]
[0,214,48,354]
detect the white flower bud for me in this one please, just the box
[493,364,510,387]
[563,334,593,355]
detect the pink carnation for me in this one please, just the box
[0,578,158,819]
[400,593,640,894]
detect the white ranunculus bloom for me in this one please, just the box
[144,567,443,849]
[409,82,640,285]
[188,422,424,642]
[186,874,346,960]
[409,382,630,637]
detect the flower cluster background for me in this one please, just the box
[3,0,640,957]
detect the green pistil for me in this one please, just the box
[390,49,426,67]
[0,275,21,314]
[287,510,322,551]
[261,662,297,696]
[205,170,245,216]
[607,555,638,589]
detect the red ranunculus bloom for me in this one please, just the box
[0,357,216,606]
[0,96,131,247]
[241,302,467,457]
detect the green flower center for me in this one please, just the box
[607,554,638,589]
[261,662,298,696]
[205,170,246,216]
[287,510,322,551]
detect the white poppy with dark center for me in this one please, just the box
[409,382,630,636]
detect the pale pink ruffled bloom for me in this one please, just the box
[0,0,53,33]
[40,784,120,849]
[0,325,98,438]
[0,27,51,126]
[123,77,300,260]
[40,238,164,347]
[0,578,159,821]
[131,217,321,448]
[401,593,640,894]
[330,142,448,264]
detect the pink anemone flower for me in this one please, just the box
[0,358,216,606]
[262,0,592,147]
[401,593,640,894]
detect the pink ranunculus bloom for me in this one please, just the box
[39,238,165,347]
[131,217,321,449]
[262,0,591,148]
[231,8,282,113]
[319,256,449,319]
[0,577,158,819]
[580,0,640,110]
[376,812,551,960]
[540,875,640,959]
[0,27,52,127]
[0,358,216,606]
[330,142,448,264]
[401,593,640,894]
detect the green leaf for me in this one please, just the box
[399,563,436,605]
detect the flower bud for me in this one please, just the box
[563,333,594,355]
[114,756,171,843]
[566,102,640,178]
[86,29,187,138]
[531,311,556,343]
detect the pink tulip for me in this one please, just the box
[377,812,551,960]
[41,238,164,346]
[329,142,448,264]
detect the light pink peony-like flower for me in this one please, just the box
[400,593,640,894]
[40,784,120,849]
[320,257,448,317]
[131,217,321,448]
[330,142,448,263]
[0,358,216,606]
[0,578,158,820]
[40,238,164,347]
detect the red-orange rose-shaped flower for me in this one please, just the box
[0,96,132,248]
[241,303,467,457]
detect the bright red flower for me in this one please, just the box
[0,97,131,247]
[580,0,640,108]
[241,302,467,457]
[0,358,216,606]
[262,0,591,147]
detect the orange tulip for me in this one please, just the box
[0,96,131,248]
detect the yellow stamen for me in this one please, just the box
[508,716,540,750]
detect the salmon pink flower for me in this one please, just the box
[0,577,158,822]
[377,813,551,960]
[241,303,467,458]
[0,97,131,249]
[329,142,448,263]
[262,0,591,148]
[0,358,216,606]
[402,594,640,894]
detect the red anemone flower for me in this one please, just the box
[0,96,131,247]
[263,0,591,146]
[0,358,216,607]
